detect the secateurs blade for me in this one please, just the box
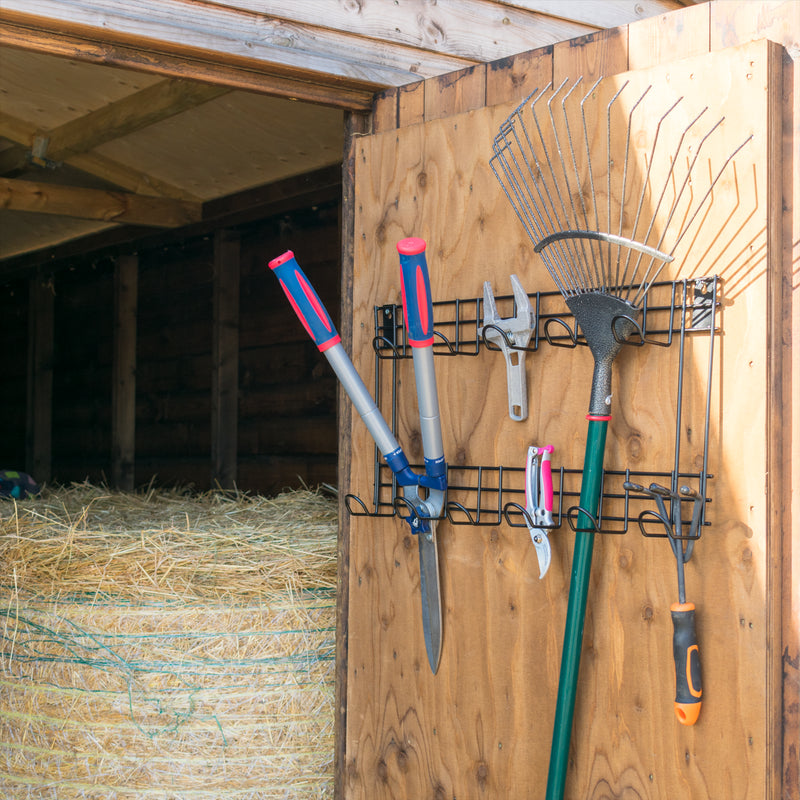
[525,445,555,578]
[269,238,447,674]
[480,275,535,421]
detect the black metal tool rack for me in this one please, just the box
[345,276,720,545]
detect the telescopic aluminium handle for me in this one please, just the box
[268,250,416,486]
[671,602,702,725]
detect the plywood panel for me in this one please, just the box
[344,40,780,800]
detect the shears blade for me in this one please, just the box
[418,520,442,673]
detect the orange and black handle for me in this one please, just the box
[671,601,702,725]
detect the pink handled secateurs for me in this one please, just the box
[525,445,555,578]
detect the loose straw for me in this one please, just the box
[0,482,338,799]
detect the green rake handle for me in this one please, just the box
[546,416,608,800]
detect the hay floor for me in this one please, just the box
[0,483,339,799]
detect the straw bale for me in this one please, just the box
[0,483,339,798]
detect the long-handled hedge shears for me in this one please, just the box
[269,237,447,673]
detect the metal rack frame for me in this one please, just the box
[345,276,720,540]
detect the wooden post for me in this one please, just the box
[335,108,370,800]
[112,253,138,491]
[211,229,240,490]
[25,274,53,483]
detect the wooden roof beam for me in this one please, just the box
[34,78,231,163]
[0,177,202,227]
[0,110,200,199]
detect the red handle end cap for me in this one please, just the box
[268,251,295,270]
[396,237,426,255]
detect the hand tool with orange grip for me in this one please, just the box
[269,238,447,674]
[624,480,703,725]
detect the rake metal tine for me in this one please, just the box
[492,94,577,291]
[490,100,578,296]
[605,81,629,290]
[618,96,683,296]
[654,115,723,254]
[667,132,753,256]
[627,107,712,303]
[558,77,601,293]
[631,126,753,308]
[552,82,593,292]
[531,79,585,291]
[515,86,583,294]
[614,84,652,292]
[580,78,605,290]
[623,102,705,302]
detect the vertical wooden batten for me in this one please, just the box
[25,274,53,483]
[336,109,371,800]
[211,229,241,491]
[111,253,138,491]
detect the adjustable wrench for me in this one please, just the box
[480,275,535,421]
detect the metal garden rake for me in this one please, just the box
[490,76,751,800]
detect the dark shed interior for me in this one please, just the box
[1,168,342,495]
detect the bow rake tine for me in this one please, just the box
[619,96,683,296]
[580,77,605,290]
[667,133,754,257]
[615,84,652,291]
[531,79,585,291]
[552,77,596,293]
[630,112,724,306]
[625,105,709,301]
[606,81,629,290]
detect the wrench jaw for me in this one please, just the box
[480,275,535,422]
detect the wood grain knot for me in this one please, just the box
[476,760,489,787]
[377,757,388,781]
[626,432,644,461]
[396,747,409,772]
[617,548,633,570]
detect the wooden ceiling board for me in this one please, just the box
[0,0,708,267]
[0,48,162,131]
[93,93,344,200]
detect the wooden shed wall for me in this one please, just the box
[0,183,342,494]
[337,3,797,799]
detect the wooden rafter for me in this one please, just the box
[34,78,230,163]
[0,82,214,200]
[0,177,202,227]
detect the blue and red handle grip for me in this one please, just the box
[269,249,419,489]
[398,237,435,347]
[269,251,341,352]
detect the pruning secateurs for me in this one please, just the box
[269,238,447,674]
[525,445,555,578]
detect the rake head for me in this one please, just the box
[490,76,750,414]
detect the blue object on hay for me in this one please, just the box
[0,470,40,500]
